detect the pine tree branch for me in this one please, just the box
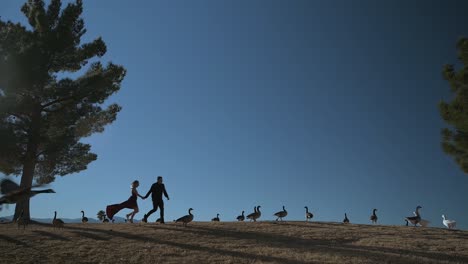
[41,90,93,111]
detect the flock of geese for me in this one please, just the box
[162,205,458,230]
[11,204,461,231]
[0,179,459,230]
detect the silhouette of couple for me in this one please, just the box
[106,176,169,223]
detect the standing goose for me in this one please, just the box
[254,206,262,221]
[442,215,457,229]
[236,211,245,221]
[16,209,27,230]
[175,208,194,227]
[211,214,220,222]
[52,211,64,229]
[343,213,350,224]
[247,205,261,222]
[370,209,378,224]
[247,206,261,222]
[81,210,89,223]
[246,206,257,222]
[405,206,422,227]
[274,206,288,221]
[304,206,313,222]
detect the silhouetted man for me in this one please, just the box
[142,176,169,223]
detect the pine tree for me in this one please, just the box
[439,37,468,174]
[0,0,126,220]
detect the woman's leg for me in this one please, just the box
[129,207,139,223]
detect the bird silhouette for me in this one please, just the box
[0,179,55,210]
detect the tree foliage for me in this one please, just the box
[439,38,468,174]
[97,210,106,221]
[0,0,126,219]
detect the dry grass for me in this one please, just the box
[0,221,467,264]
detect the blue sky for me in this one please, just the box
[1,0,468,229]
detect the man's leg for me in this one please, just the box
[143,200,158,222]
[158,200,165,223]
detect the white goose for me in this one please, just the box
[442,215,456,229]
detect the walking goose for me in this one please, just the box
[52,211,64,229]
[211,214,220,222]
[175,208,194,227]
[0,179,55,209]
[236,211,245,221]
[247,206,261,222]
[343,213,350,224]
[305,206,313,222]
[370,209,378,224]
[442,215,456,229]
[81,211,88,223]
[405,206,422,227]
[274,206,287,221]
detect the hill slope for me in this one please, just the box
[0,221,467,263]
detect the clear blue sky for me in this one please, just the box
[1,0,468,229]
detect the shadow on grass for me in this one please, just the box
[0,234,29,246]
[32,230,70,241]
[153,224,468,263]
[64,225,312,264]
[69,230,110,241]
[63,224,468,264]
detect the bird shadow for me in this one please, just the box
[32,230,70,241]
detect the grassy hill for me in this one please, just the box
[0,221,467,263]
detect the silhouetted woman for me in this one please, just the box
[106,180,144,223]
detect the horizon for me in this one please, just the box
[1,0,468,230]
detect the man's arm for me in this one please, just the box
[143,184,154,199]
[163,185,169,200]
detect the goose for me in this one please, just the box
[81,210,88,223]
[247,206,261,222]
[405,206,422,227]
[0,179,55,209]
[442,215,456,229]
[236,211,245,221]
[304,206,313,222]
[343,213,350,224]
[370,209,378,224]
[414,211,430,227]
[211,214,220,222]
[274,206,288,221]
[246,206,257,222]
[175,208,194,227]
[52,211,64,229]
[16,209,27,230]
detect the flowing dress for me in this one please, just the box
[106,189,138,220]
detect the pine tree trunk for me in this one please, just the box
[13,108,41,221]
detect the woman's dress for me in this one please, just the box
[106,189,138,220]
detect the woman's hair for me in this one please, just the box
[132,180,139,187]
